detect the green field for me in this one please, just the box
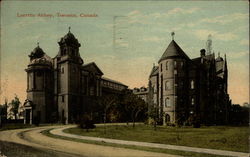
[64,124,249,153]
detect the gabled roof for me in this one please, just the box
[149,66,159,77]
[82,62,104,75]
[158,40,190,63]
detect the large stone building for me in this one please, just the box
[148,34,231,125]
[23,29,127,124]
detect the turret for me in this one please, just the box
[56,28,83,124]
[24,43,54,124]
[158,32,190,124]
[57,27,83,65]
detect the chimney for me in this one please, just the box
[200,49,206,57]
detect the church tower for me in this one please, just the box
[24,44,54,124]
[56,28,84,124]
[158,32,190,125]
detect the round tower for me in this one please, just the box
[24,44,53,124]
[158,33,189,125]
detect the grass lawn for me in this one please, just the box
[42,128,227,157]
[64,124,249,153]
[0,123,35,131]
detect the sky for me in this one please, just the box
[0,1,249,106]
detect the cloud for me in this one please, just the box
[194,29,217,40]
[216,33,237,41]
[142,36,164,42]
[167,7,200,15]
[125,7,200,24]
[227,51,249,59]
[201,13,249,25]
[240,39,249,46]
[194,29,238,41]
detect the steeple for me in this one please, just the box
[58,27,81,47]
[206,34,212,55]
[57,28,83,65]
[158,40,190,63]
[171,32,175,40]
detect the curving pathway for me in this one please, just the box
[0,125,180,157]
[51,125,249,157]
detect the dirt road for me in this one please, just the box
[0,125,180,157]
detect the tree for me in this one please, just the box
[79,114,96,132]
[0,99,8,127]
[123,90,147,128]
[97,94,117,133]
[148,104,158,130]
[9,95,21,120]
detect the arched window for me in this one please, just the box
[165,81,170,90]
[61,67,64,74]
[165,114,170,122]
[160,64,163,72]
[165,97,170,107]
[166,61,168,70]
[191,80,194,89]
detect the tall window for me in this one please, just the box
[33,72,36,89]
[174,61,177,68]
[61,67,64,74]
[180,61,184,68]
[191,80,194,89]
[62,95,64,102]
[165,98,170,107]
[165,81,170,90]
[166,61,168,70]
[191,98,195,105]
[160,64,162,72]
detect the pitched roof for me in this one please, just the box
[101,77,128,87]
[82,62,104,75]
[158,40,190,63]
[149,66,159,77]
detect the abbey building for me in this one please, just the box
[148,34,231,125]
[23,30,127,124]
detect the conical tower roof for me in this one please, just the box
[158,40,190,63]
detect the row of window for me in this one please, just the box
[164,97,195,107]
[164,80,195,90]
[61,48,78,56]
[160,61,184,72]
[101,81,125,90]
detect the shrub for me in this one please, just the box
[78,114,96,132]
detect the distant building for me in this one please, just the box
[148,34,231,125]
[133,87,149,102]
[23,29,127,124]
